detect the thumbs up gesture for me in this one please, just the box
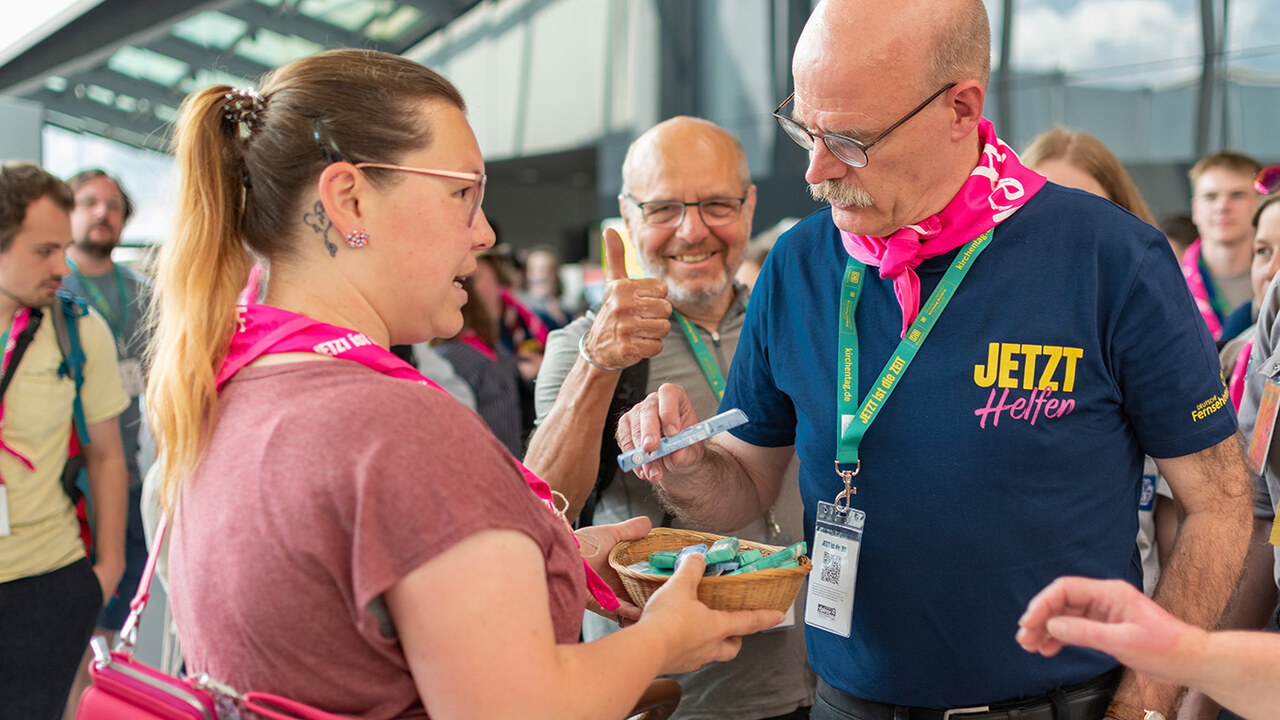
[582,228,672,370]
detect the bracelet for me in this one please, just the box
[578,333,625,372]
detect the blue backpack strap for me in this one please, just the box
[51,290,90,443]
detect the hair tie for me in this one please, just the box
[223,87,265,130]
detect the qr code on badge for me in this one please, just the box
[820,553,841,585]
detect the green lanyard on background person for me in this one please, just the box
[66,257,129,355]
[672,310,726,402]
[833,229,994,510]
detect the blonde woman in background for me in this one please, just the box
[1022,127,1157,225]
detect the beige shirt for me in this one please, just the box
[0,306,127,582]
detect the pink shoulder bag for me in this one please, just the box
[76,514,350,720]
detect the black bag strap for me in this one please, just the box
[0,306,44,400]
[577,357,649,529]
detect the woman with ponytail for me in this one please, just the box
[146,49,780,719]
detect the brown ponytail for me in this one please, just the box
[146,85,254,510]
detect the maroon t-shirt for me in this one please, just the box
[168,362,586,719]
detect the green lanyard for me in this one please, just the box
[67,257,129,349]
[673,311,726,402]
[834,229,994,508]
[1196,251,1233,323]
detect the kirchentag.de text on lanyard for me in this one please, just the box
[806,229,993,637]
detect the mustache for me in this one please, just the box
[809,180,874,208]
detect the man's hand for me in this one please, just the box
[1016,576,1204,687]
[582,229,671,370]
[616,383,703,483]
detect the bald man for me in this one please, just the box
[617,2,1251,719]
[528,117,814,720]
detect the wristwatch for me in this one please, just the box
[1106,701,1166,720]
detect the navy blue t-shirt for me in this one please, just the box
[722,184,1235,707]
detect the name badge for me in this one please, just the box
[1247,379,1280,477]
[805,500,864,637]
[1139,473,1156,512]
[119,357,145,397]
[0,485,10,536]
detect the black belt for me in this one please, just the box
[816,667,1122,720]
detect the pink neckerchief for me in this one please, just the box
[499,287,549,348]
[0,308,36,481]
[1229,338,1253,412]
[1179,239,1224,340]
[217,304,620,611]
[841,118,1047,337]
[456,329,498,362]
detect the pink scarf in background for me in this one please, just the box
[218,303,620,612]
[840,118,1047,337]
[1178,239,1225,340]
[0,308,35,477]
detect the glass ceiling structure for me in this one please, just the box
[0,0,482,151]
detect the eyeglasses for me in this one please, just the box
[1257,165,1280,195]
[621,193,746,229]
[773,83,957,168]
[311,118,487,227]
[74,196,125,214]
[355,163,486,227]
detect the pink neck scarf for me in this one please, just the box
[218,303,619,611]
[456,329,498,362]
[841,118,1047,337]
[0,308,36,480]
[1178,239,1224,340]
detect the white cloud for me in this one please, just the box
[1228,0,1280,72]
[1012,0,1201,86]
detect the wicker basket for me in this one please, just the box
[609,528,811,613]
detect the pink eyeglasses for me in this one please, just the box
[313,117,487,227]
[354,162,486,228]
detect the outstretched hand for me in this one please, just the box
[582,229,671,370]
[1016,576,1202,686]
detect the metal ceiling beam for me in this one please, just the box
[70,69,189,110]
[391,1,478,51]
[33,90,171,152]
[147,35,270,84]
[0,0,239,97]
[231,1,367,49]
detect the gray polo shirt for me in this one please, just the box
[62,265,149,485]
[534,285,814,720]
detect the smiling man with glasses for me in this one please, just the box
[615,2,1251,720]
[527,116,815,720]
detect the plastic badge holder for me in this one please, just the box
[617,409,749,473]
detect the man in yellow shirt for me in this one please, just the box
[0,162,129,719]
